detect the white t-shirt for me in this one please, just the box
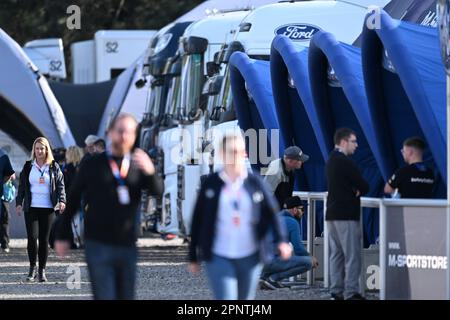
[29,161,53,209]
[212,171,258,259]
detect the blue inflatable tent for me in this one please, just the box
[229,50,323,238]
[270,35,329,236]
[362,10,446,197]
[229,52,286,172]
[309,32,387,246]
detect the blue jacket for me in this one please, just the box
[280,210,309,257]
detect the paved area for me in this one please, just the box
[0,238,379,300]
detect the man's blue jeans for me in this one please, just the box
[84,240,137,300]
[204,252,263,300]
[262,255,312,281]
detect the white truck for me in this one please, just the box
[71,30,157,83]
[23,38,67,80]
[161,0,390,238]
[23,30,157,84]
[155,10,253,236]
[138,21,193,233]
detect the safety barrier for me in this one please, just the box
[379,199,448,300]
[293,191,327,286]
[293,191,449,299]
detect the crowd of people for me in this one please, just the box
[0,114,162,299]
[0,117,437,300]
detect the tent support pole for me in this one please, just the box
[447,75,450,300]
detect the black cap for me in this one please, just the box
[284,196,303,209]
[284,146,309,162]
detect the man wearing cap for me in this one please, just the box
[79,134,101,166]
[263,146,309,208]
[85,135,100,155]
[260,196,318,289]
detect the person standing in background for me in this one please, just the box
[55,113,163,300]
[263,146,309,208]
[384,137,435,199]
[188,133,292,300]
[79,135,100,166]
[49,146,85,250]
[63,146,84,193]
[93,139,106,154]
[325,128,369,300]
[1,175,16,253]
[15,137,66,282]
[0,148,15,253]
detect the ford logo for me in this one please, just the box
[275,24,321,41]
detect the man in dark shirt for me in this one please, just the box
[384,137,434,199]
[326,128,369,300]
[55,113,163,300]
[0,148,15,252]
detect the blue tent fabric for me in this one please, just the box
[362,11,447,193]
[310,31,394,181]
[309,32,386,245]
[271,35,330,162]
[229,52,285,171]
[270,35,328,237]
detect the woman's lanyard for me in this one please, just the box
[35,163,47,184]
[107,153,131,205]
[224,184,242,228]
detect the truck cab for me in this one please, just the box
[138,22,192,233]
[156,10,252,236]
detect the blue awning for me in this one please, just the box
[229,52,285,171]
[362,10,446,195]
[270,35,328,237]
[310,31,395,182]
[270,35,328,192]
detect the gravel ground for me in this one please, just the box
[0,238,379,300]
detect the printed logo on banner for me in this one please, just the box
[274,24,321,41]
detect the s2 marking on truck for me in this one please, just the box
[49,60,62,71]
[275,24,321,41]
[106,41,119,53]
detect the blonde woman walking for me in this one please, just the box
[16,137,66,282]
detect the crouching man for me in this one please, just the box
[260,196,318,289]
